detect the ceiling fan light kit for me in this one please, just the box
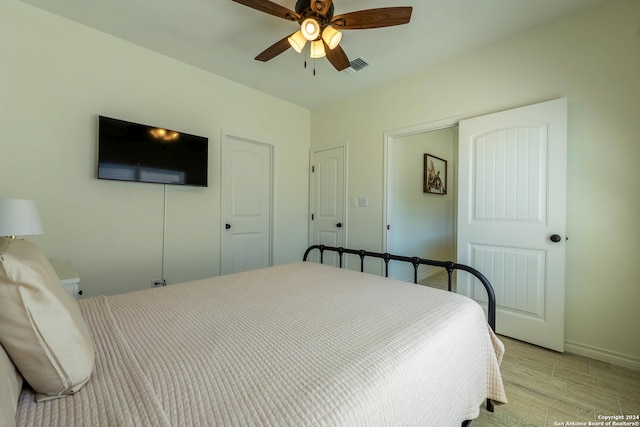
[288,30,307,53]
[301,17,321,40]
[232,0,412,72]
[321,25,341,50]
[310,40,326,58]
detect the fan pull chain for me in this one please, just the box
[300,43,317,76]
[304,43,308,69]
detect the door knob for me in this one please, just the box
[225,223,231,230]
[550,234,562,243]
[336,223,342,228]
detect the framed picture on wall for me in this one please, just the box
[423,154,447,195]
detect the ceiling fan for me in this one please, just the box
[231,0,413,71]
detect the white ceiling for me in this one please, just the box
[20,0,606,109]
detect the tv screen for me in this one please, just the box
[97,116,208,187]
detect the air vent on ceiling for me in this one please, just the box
[344,57,370,74]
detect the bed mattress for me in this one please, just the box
[16,261,506,426]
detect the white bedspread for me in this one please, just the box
[16,262,506,426]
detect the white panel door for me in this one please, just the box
[458,98,567,352]
[221,135,272,275]
[309,144,345,267]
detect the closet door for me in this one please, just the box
[221,133,273,275]
[309,143,346,267]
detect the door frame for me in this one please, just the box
[308,141,349,248]
[382,115,465,268]
[220,129,275,272]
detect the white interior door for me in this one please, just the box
[457,98,567,352]
[309,144,346,266]
[221,134,272,275]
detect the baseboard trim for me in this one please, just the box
[417,266,442,283]
[565,340,640,371]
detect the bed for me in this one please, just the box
[1,238,507,427]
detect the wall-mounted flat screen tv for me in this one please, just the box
[98,116,208,187]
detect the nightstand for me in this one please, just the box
[51,260,81,299]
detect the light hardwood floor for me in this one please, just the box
[420,271,640,426]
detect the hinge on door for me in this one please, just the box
[387,224,390,230]
[312,165,315,173]
[311,213,314,220]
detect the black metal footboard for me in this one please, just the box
[303,244,497,417]
[303,244,496,332]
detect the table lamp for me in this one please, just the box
[0,199,44,238]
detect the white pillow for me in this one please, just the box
[0,343,22,426]
[0,237,94,400]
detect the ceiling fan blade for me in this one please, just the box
[324,43,350,71]
[232,0,300,21]
[255,34,293,62]
[311,0,333,15]
[332,7,412,30]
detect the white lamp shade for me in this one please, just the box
[288,30,307,53]
[310,40,326,58]
[322,26,342,50]
[0,199,44,237]
[301,18,320,41]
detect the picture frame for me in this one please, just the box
[423,154,447,194]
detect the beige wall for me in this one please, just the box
[311,0,640,368]
[1,0,310,296]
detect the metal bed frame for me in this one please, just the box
[303,244,497,417]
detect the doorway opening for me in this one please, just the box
[383,118,460,282]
